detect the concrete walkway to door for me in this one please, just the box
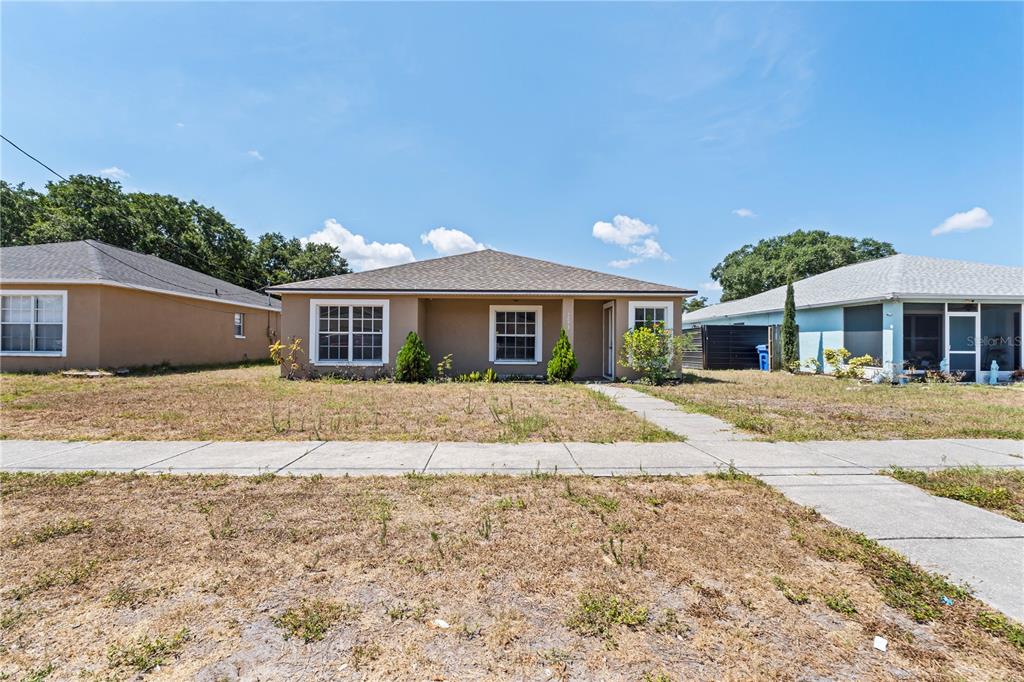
[585,383,1024,621]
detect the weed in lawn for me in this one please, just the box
[0,608,25,631]
[642,672,672,682]
[652,609,688,638]
[477,510,492,540]
[708,460,761,484]
[105,582,152,609]
[274,599,359,643]
[30,517,91,544]
[385,602,412,621]
[22,663,54,682]
[494,496,526,511]
[771,576,809,605]
[208,514,236,540]
[824,591,857,616]
[107,627,191,673]
[566,593,648,643]
[430,530,445,560]
[489,398,550,442]
[351,642,383,669]
[602,536,648,569]
[564,480,619,520]
[976,610,1024,652]
[369,496,394,548]
[250,471,277,484]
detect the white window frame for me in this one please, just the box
[308,298,390,366]
[233,312,245,339]
[0,289,68,357]
[628,300,674,332]
[489,304,543,365]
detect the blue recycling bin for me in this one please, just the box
[756,344,770,371]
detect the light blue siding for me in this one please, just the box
[684,303,887,371]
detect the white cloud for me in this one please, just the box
[592,214,658,246]
[99,166,129,180]
[700,280,724,292]
[592,215,671,268]
[420,227,487,256]
[931,207,993,236]
[732,208,756,218]
[246,149,264,161]
[302,219,416,271]
[175,122,185,128]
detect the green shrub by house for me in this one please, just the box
[394,332,431,382]
[547,329,578,382]
[782,281,798,370]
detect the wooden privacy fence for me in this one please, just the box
[680,324,791,370]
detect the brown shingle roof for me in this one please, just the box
[267,249,693,295]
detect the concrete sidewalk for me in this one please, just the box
[2,438,1020,476]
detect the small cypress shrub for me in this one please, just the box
[547,329,578,382]
[394,332,431,382]
[782,280,798,369]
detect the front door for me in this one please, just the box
[602,303,615,379]
[946,311,980,382]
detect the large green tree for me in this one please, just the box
[0,175,350,290]
[710,230,896,302]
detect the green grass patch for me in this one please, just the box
[566,593,648,641]
[273,599,359,643]
[976,610,1024,652]
[823,590,857,616]
[771,576,809,605]
[107,627,191,673]
[888,466,1024,522]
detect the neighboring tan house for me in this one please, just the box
[0,240,281,372]
[683,254,1024,383]
[267,249,695,379]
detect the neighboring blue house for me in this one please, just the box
[682,255,1023,382]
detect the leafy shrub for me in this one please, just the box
[269,337,305,379]
[803,358,821,374]
[546,329,578,382]
[456,369,497,383]
[483,368,497,383]
[823,347,874,379]
[394,332,431,383]
[618,324,685,385]
[435,353,453,381]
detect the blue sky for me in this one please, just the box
[2,2,1021,299]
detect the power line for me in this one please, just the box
[1,134,272,292]
[1,134,67,181]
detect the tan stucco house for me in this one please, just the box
[267,249,694,379]
[0,240,280,372]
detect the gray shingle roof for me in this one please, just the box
[684,254,1024,323]
[0,240,279,310]
[267,249,694,295]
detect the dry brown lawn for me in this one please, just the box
[0,365,677,443]
[1,473,1022,681]
[635,370,1024,441]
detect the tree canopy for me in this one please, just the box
[1,175,350,290]
[709,230,896,302]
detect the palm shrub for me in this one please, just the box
[394,332,431,382]
[782,281,798,369]
[546,328,578,382]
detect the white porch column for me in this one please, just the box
[882,300,903,374]
[561,297,575,346]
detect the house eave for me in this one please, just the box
[267,288,696,297]
[0,279,281,312]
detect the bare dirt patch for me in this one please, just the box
[0,365,676,443]
[1,473,1021,680]
[636,370,1024,441]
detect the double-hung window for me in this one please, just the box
[629,301,674,332]
[233,313,245,338]
[0,291,67,356]
[310,299,389,365]
[489,305,542,364]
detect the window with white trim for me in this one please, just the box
[313,302,386,364]
[233,313,245,338]
[489,305,543,363]
[1,292,66,355]
[632,306,667,330]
